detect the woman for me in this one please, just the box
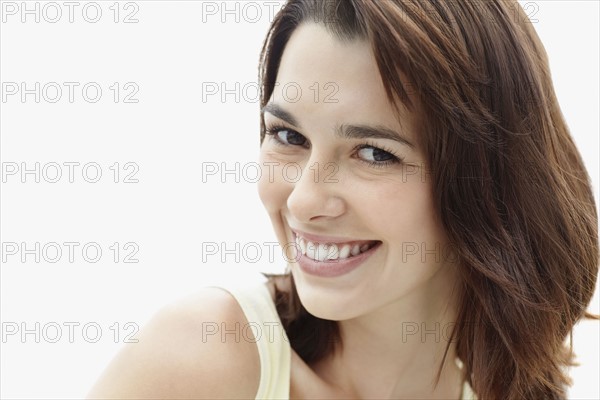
[87,1,598,399]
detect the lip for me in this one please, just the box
[291,231,382,278]
[290,228,376,245]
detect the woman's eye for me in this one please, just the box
[265,125,402,168]
[356,144,402,167]
[265,126,307,147]
[357,147,396,163]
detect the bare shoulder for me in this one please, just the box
[86,287,260,399]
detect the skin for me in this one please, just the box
[85,288,261,399]
[86,22,465,400]
[258,23,465,399]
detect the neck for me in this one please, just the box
[312,274,465,399]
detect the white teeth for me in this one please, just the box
[339,244,351,259]
[295,236,306,253]
[326,244,339,260]
[305,241,319,261]
[317,243,329,262]
[295,234,377,261]
[306,241,331,262]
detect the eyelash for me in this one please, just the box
[264,123,403,168]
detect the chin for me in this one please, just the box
[290,266,362,321]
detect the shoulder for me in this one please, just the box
[86,287,261,399]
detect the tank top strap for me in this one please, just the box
[207,280,291,399]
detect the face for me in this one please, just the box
[258,23,459,321]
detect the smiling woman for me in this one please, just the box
[86,1,598,399]
[257,0,598,399]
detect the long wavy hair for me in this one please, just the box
[258,1,599,398]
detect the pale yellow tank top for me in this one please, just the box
[211,278,477,399]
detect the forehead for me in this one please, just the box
[270,23,414,135]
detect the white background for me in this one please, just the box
[0,0,598,398]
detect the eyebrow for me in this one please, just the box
[261,102,415,149]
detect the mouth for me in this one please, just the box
[292,231,381,262]
[290,231,382,278]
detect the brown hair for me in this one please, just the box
[258,1,599,398]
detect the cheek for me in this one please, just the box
[389,188,448,268]
[257,150,299,257]
[365,179,442,243]
[257,151,290,213]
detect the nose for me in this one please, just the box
[286,158,345,223]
